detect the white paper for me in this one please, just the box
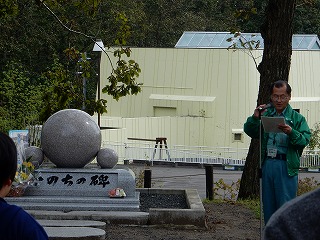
[261,116,285,133]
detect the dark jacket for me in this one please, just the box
[264,187,320,239]
[0,198,48,240]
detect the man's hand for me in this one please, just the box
[278,124,292,135]
[253,104,269,118]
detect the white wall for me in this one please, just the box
[97,48,320,148]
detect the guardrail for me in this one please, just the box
[102,141,320,168]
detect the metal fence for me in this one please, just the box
[102,141,320,168]
[300,149,320,168]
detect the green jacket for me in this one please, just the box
[244,104,311,176]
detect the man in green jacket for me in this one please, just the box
[244,80,311,224]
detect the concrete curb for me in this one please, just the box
[29,188,206,227]
[139,188,206,228]
[28,188,206,239]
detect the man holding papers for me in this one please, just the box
[244,80,311,224]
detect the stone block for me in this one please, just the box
[27,167,136,197]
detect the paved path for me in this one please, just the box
[128,164,320,200]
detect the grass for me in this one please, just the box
[204,176,320,220]
[203,198,261,219]
[237,198,261,219]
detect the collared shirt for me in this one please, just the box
[266,108,289,156]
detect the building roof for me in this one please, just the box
[175,32,320,50]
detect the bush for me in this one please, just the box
[297,177,320,196]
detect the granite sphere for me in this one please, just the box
[97,148,118,168]
[25,146,44,168]
[41,109,101,168]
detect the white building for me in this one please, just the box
[97,32,320,156]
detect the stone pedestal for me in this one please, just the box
[7,166,140,212]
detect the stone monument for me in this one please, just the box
[7,109,140,212]
[41,109,101,168]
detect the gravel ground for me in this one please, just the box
[106,195,261,240]
[139,193,188,212]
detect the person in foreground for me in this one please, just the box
[0,132,48,240]
[263,187,320,239]
[244,80,311,224]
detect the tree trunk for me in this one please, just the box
[238,0,297,199]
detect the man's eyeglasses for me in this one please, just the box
[271,95,289,102]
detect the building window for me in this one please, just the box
[153,106,177,117]
[234,133,242,141]
[232,129,244,143]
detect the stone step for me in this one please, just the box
[7,195,139,204]
[44,227,105,240]
[6,193,140,212]
[29,210,149,225]
[8,201,140,212]
[38,219,106,230]
[39,220,107,240]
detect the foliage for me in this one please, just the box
[226,32,262,69]
[308,122,320,150]
[0,0,18,19]
[1,0,320,125]
[0,61,44,133]
[1,0,320,68]
[0,1,143,124]
[1,0,320,165]
[39,52,101,121]
[294,0,320,34]
[297,176,320,196]
[41,3,142,120]
[114,13,131,46]
[209,175,320,219]
[103,48,142,101]
[203,196,261,220]
[101,13,142,102]
[237,198,261,219]
[130,166,147,188]
[134,167,145,188]
[40,56,74,121]
[128,165,158,188]
[0,107,11,133]
[0,1,145,128]
[213,178,241,201]
[227,32,261,51]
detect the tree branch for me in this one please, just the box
[41,1,114,70]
